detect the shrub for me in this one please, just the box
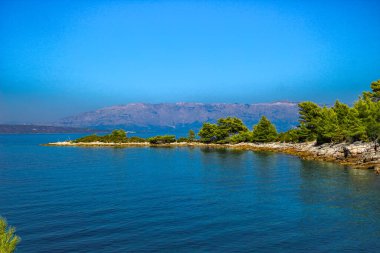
[277,129,302,143]
[176,137,189,143]
[128,136,146,143]
[73,134,101,143]
[73,130,129,143]
[188,130,196,141]
[227,131,253,144]
[148,135,176,144]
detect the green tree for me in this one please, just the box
[188,129,195,141]
[198,117,249,143]
[362,79,380,101]
[110,129,127,138]
[359,94,380,149]
[370,79,380,101]
[297,101,322,141]
[148,135,176,144]
[355,93,380,146]
[176,137,189,143]
[315,107,342,144]
[367,119,380,151]
[217,117,249,137]
[278,128,302,143]
[252,116,278,142]
[73,134,101,143]
[198,123,220,143]
[332,101,366,142]
[227,131,253,144]
[0,217,20,253]
[97,129,128,143]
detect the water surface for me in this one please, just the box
[1,134,379,252]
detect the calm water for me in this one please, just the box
[1,134,380,252]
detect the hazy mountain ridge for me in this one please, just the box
[0,125,101,134]
[58,102,300,132]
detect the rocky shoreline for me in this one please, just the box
[45,141,380,171]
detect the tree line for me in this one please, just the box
[198,80,380,145]
[73,80,380,145]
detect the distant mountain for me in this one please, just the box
[57,102,300,133]
[0,125,102,134]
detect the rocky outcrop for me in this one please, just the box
[229,142,380,169]
[45,141,380,170]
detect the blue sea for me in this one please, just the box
[1,134,380,252]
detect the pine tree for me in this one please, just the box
[355,93,380,145]
[0,217,20,253]
[315,107,342,144]
[198,117,249,143]
[332,101,366,142]
[188,129,195,141]
[217,117,249,137]
[298,101,322,141]
[198,123,221,143]
[252,116,278,142]
[370,80,380,101]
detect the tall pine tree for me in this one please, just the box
[252,116,278,142]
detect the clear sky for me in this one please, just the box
[1,0,379,123]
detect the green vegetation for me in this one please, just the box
[197,115,277,144]
[148,135,176,144]
[252,116,278,142]
[226,131,253,144]
[72,80,380,146]
[198,117,248,143]
[0,217,20,253]
[175,130,197,143]
[197,80,380,145]
[176,137,189,142]
[188,129,196,141]
[73,129,145,143]
[128,136,147,143]
[280,80,380,144]
[197,123,220,143]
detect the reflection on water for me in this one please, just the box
[300,160,380,211]
[0,134,379,252]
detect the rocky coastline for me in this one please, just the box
[45,141,380,171]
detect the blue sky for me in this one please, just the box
[1,0,379,123]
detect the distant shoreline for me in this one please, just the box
[44,141,380,171]
[0,124,104,134]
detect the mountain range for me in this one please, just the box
[57,102,300,133]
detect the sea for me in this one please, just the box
[1,134,380,252]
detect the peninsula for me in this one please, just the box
[46,81,380,172]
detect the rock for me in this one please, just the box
[343,146,351,158]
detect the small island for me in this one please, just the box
[46,81,380,172]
